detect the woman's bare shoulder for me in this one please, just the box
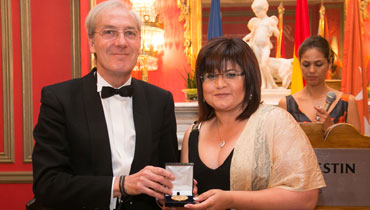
[290,90,305,102]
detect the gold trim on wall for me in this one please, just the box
[177,0,192,66]
[90,0,96,10]
[178,0,202,70]
[20,0,33,163]
[90,0,96,69]
[71,0,81,79]
[0,171,33,183]
[189,0,202,70]
[0,0,15,163]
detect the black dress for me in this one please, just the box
[285,94,349,123]
[188,125,232,194]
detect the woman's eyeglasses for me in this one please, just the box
[200,71,245,83]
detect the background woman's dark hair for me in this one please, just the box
[298,35,336,65]
[195,37,261,122]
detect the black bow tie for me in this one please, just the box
[101,85,133,99]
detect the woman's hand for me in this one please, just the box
[185,189,230,210]
[192,179,198,196]
[314,105,333,131]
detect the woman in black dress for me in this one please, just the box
[180,37,325,210]
[278,35,360,132]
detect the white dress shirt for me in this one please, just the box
[96,73,136,210]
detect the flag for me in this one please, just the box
[367,57,370,92]
[318,3,328,37]
[207,0,223,41]
[367,56,370,84]
[318,4,325,36]
[291,0,310,94]
[318,4,330,39]
[341,0,370,135]
[364,3,370,84]
[318,3,332,79]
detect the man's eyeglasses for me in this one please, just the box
[94,29,139,40]
[200,71,245,83]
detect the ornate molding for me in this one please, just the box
[0,0,15,163]
[0,171,33,183]
[177,0,202,69]
[20,0,33,163]
[90,0,96,9]
[177,0,192,65]
[71,0,81,79]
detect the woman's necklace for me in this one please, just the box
[216,119,226,148]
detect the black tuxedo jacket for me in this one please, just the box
[32,70,179,210]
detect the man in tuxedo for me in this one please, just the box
[32,1,178,209]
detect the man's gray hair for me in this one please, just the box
[85,0,142,39]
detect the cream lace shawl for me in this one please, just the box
[230,104,326,192]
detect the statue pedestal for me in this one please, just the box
[261,88,290,106]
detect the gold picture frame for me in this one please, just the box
[0,0,15,163]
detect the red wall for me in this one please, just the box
[0,1,352,209]
[31,0,72,128]
[147,0,189,102]
[0,1,188,209]
[0,1,33,209]
[80,1,91,77]
[0,0,71,209]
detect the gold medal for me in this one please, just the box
[171,195,188,201]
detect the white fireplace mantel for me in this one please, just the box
[175,102,198,149]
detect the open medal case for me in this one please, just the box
[165,163,194,207]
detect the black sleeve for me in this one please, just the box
[32,87,112,209]
[158,91,179,166]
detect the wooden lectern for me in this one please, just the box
[300,123,370,210]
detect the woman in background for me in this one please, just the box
[181,37,325,210]
[278,35,360,132]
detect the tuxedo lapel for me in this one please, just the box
[82,70,113,176]
[130,79,153,174]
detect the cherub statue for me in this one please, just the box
[243,0,280,89]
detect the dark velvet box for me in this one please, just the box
[164,195,194,207]
[164,163,194,207]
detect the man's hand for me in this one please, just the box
[124,166,175,200]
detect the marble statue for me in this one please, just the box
[269,57,293,89]
[243,0,285,89]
